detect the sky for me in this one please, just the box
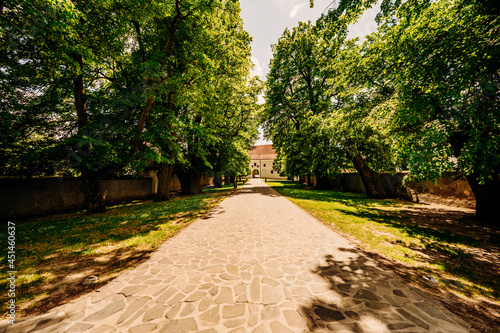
[240,0,379,81]
[239,0,379,145]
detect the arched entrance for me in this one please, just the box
[252,169,260,178]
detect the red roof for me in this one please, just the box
[248,145,277,160]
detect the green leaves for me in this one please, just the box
[380,0,500,184]
[264,18,397,181]
[264,22,336,178]
[265,0,498,206]
[1,0,259,184]
[315,0,500,216]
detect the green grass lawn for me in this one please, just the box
[0,184,237,319]
[267,181,500,307]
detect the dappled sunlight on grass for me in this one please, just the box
[268,181,500,315]
[0,187,234,319]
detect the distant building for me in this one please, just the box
[247,145,286,179]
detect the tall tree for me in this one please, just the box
[207,77,262,188]
[1,0,134,213]
[264,22,336,189]
[322,35,396,198]
[170,0,258,194]
[1,0,259,213]
[320,0,500,219]
[381,0,500,220]
[265,21,394,196]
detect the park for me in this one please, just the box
[1,0,499,332]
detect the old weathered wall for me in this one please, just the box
[1,178,82,219]
[405,174,475,209]
[0,178,154,219]
[148,173,213,193]
[1,175,215,220]
[335,172,475,209]
[299,172,475,209]
[101,179,153,203]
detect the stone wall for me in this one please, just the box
[303,172,475,209]
[405,173,475,209]
[335,173,410,199]
[1,175,214,220]
[148,172,213,194]
[0,178,153,219]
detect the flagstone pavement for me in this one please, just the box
[1,178,476,333]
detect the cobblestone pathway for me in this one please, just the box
[1,179,474,333]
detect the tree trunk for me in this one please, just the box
[465,173,500,222]
[177,169,201,195]
[73,53,106,214]
[213,172,223,188]
[178,171,195,195]
[224,173,231,185]
[307,174,313,186]
[351,153,388,199]
[229,175,235,184]
[449,124,499,221]
[194,170,202,194]
[154,163,173,201]
[193,156,203,194]
[73,55,88,130]
[80,169,105,215]
[315,174,332,190]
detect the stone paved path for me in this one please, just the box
[1,179,474,333]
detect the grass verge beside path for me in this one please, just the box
[0,184,237,320]
[268,180,500,332]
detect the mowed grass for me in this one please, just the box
[0,184,236,319]
[268,181,500,305]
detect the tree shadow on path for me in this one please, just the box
[301,248,499,333]
[233,182,281,198]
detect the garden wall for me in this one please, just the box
[0,175,213,220]
[0,178,153,219]
[309,172,475,209]
[404,174,476,209]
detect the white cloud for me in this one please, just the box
[257,94,265,105]
[346,3,379,41]
[290,2,306,18]
[250,56,264,79]
[255,127,272,145]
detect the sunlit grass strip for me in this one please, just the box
[267,180,499,302]
[0,185,236,319]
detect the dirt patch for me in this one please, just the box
[400,203,499,245]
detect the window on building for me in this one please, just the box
[254,162,256,166]
[271,170,273,174]
[263,164,266,167]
